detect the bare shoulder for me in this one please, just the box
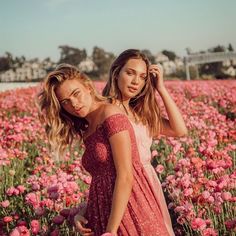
[101,104,124,120]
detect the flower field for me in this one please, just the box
[0,80,235,236]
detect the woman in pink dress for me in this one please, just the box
[102,49,188,236]
[38,64,170,236]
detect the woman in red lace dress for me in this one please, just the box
[38,64,170,236]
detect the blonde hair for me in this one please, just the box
[103,49,162,137]
[37,64,105,160]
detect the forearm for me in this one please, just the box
[158,87,187,136]
[106,176,133,233]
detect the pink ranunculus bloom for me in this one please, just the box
[1,200,10,208]
[207,196,214,204]
[10,228,20,236]
[10,226,30,236]
[84,176,92,184]
[191,218,207,231]
[30,220,40,235]
[6,187,16,196]
[155,164,165,174]
[202,191,211,199]
[183,188,193,197]
[225,218,236,230]
[202,228,218,236]
[151,150,158,157]
[3,216,13,223]
[25,192,40,208]
[221,192,232,201]
[35,207,45,216]
[17,185,26,194]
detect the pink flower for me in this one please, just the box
[25,193,40,208]
[17,185,26,194]
[207,196,214,203]
[202,191,211,199]
[35,207,45,216]
[183,188,193,197]
[191,218,207,231]
[3,216,13,223]
[6,187,19,196]
[1,200,10,208]
[155,164,164,174]
[221,192,232,201]
[151,150,158,157]
[225,218,236,230]
[202,228,218,236]
[10,226,30,236]
[30,220,40,235]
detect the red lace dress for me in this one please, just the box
[82,114,169,236]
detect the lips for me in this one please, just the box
[128,86,139,93]
[74,107,84,114]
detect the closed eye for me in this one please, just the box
[61,99,69,106]
[74,91,80,97]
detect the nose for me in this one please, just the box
[132,75,140,84]
[71,98,78,108]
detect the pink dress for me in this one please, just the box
[130,121,175,236]
[82,114,169,236]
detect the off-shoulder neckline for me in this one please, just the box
[83,113,127,142]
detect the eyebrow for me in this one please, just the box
[60,88,79,103]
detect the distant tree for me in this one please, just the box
[162,50,176,61]
[228,43,234,52]
[91,46,115,80]
[141,49,155,64]
[200,45,226,78]
[0,57,10,72]
[58,45,87,66]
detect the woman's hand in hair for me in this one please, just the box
[149,64,165,92]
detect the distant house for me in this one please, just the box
[155,52,184,75]
[155,52,169,63]
[0,69,16,82]
[223,66,236,77]
[0,59,55,82]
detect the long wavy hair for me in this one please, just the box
[37,64,105,160]
[103,49,162,137]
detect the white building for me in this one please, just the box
[0,59,55,82]
[78,57,97,73]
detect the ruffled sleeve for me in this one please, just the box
[103,113,132,138]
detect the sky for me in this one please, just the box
[0,0,235,61]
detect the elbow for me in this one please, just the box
[175,127,188,137]
[117,172,134,188]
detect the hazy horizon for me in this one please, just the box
[1,0,235,61]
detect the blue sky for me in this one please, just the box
[0,0,235,61]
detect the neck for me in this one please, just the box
[117,96,130,111]
[85,101,103,124]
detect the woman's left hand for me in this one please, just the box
[149,64,165,92]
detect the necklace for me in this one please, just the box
[114,100,138,123]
